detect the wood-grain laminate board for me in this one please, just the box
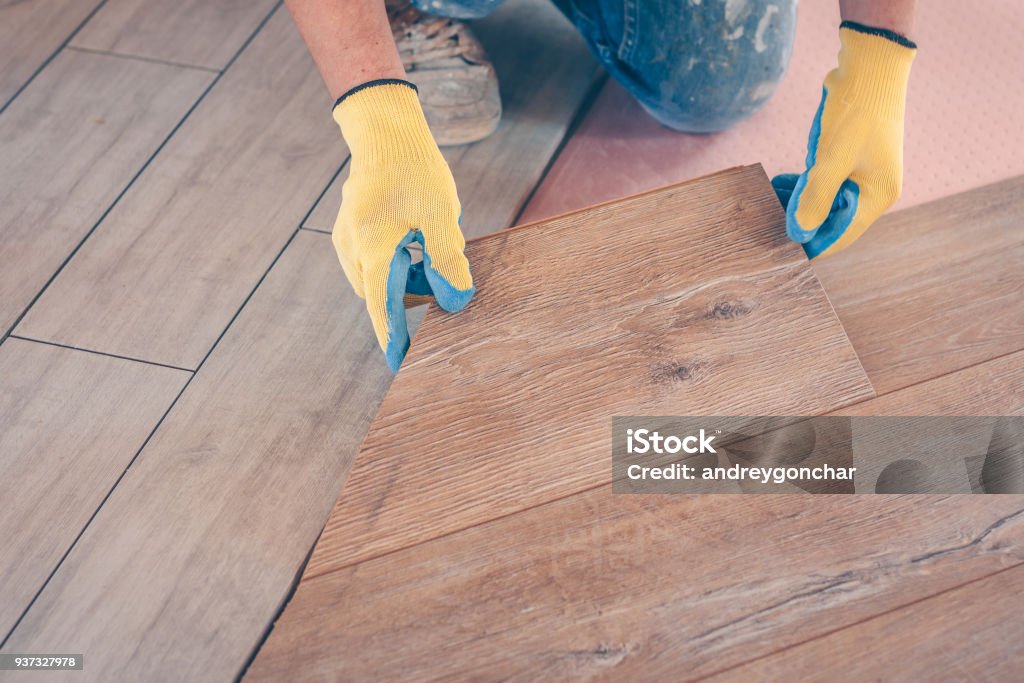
[303,0,602,238]
[825,350,1024,494]
[832,349,1024,417]
[301,165,874,576]
[0,231,385,682]
[71,0,278,70]
[246,493,1024,682]
[0,0,101,108]
[0,49,213,337]
[0,338,187,641]
[708,564,1024,682]
[814,175,1024,395]
[16,7,345,369]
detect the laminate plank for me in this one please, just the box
[1,231,386,682]
[303,0,602,238]
[814,176,1024,395]
[0,0,101,107]
[0,49,213,336]
[246,493,1024,682]
[831,352,1024,493]
[16,7,346,369]
[0,338,187,640]
[825,350,1024,494]
[708,564,1024,682]
[833,349,1024,417]
[71,0,278,70]
[302,165,873,576]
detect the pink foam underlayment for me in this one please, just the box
[519,1,1024,224]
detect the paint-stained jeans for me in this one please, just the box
[411,0,797,133]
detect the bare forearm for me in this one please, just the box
[840,0,916,37]
[285,0,405,101]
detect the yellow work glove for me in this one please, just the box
[331,80,474,371]
[772,22,916,258]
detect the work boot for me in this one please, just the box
[388,1,502,146]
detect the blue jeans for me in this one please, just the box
[412,0,797,133]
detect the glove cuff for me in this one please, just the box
[830,23,916,118]
[332,79,441,164]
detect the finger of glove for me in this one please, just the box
[419,226,475,313]
[771,174,800,211]
[787,155,854,243]
[801,178,860,258]
[807,179,888,259]
[363,243,413,372]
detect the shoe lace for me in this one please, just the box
[388,2,480,69]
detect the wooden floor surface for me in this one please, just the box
[70,0,279,70]
[15,7,345,369]
[0,0,102,109]
[0,48,212,336]
[0,339,187,639]
[1,0,1023,680]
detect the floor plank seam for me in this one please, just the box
[6,334,196,373]
[807,289,877,400]
[0,0,110,116]
[0,8,343,646]
[688,558,1024,683]
[300,158,350,231]
[0,1,282,350]
[845,344,1024,406]
[510,72,608,227]
[303,477,611,582]
[65,45,222,74]
[235,521,327,683]
[299,225,331,235]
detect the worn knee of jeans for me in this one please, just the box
[572,0,798,133]
[411,0,504,20]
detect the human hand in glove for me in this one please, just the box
[773,21,916,259]
[332,80,474,371]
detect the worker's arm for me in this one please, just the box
[286,0,473,371]
[772,0,917,258]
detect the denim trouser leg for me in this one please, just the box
[552,0,797,132]
[411,0,505,20]
[562,0,799,133]
[413,0,796,133]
